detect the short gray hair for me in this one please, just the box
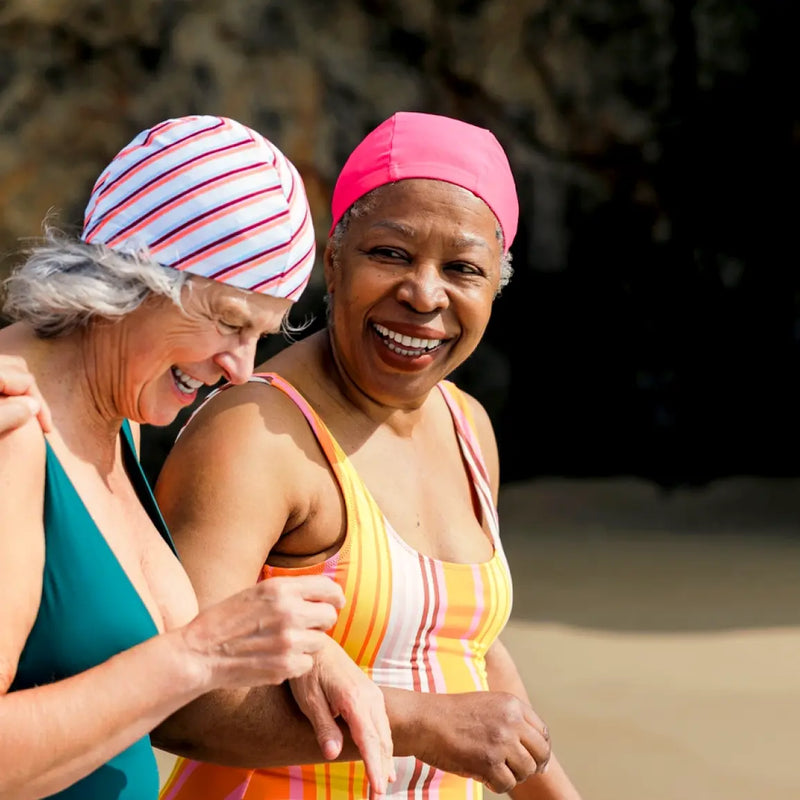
[3,227,188,338]
[330,184,514,293]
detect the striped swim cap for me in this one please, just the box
[81,115,315,300]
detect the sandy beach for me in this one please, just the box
[157,476,800,799]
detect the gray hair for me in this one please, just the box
[2,227,188,338]
[330,184,514,294]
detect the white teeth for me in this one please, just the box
[374,324,442,352]
[172,367,203,395]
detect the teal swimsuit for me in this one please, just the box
[10,420,177,799]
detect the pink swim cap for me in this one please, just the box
[329,111,518,252]
[82,115,315,300]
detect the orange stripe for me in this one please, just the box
[94,141,248,244]
[169,215,290,273]
[128,177,280,253]
[84,118,194,223]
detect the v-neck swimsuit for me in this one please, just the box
[10,420,177,799]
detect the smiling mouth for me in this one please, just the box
[171,367,204,395]
[372,323,444,357]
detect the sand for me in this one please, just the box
[156,476,800,799]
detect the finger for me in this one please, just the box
[521,727,551,775]
[373,703,396,784]
[297,601,340,634]
[0,361,33,395]
[269,575,346,609]
[31,390,53,432]
[282,655,316,683]
[0,396,37,434]
[484,764,518,796]
[503,746,538,784]
[521,705,551,758]
[250,585,340,633]
[518,728,550,775]
[343,710,392,796]
[302,689,345,760]
[0,363,52,433]
[295,575,346,609]
[521,702,548,735]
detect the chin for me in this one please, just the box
[139,406,182,428]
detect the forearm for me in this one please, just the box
[508,755,581,800]
[0,631,202,799]
[487,640,583,800]
[155,682,422,767]
[154,684,352,767]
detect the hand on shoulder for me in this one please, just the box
[0,355,52,435]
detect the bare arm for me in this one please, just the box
[152,384,553,793]
[461,390,582,797]
[486,638,583,799]
[152,384,395,789]
[0,419,342,798]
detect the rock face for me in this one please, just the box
[0,1,796,486]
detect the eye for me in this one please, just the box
[446,260,484,277]
[368,246,409,261]
[215,319,242,335]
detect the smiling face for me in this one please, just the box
[101,276,292,426]
[324,178,503,407]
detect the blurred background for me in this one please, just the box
[1,2,798,798]
[1,0,797,487]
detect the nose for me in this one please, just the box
[214,335,258,385]
[397,262,448,313]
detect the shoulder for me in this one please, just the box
[0,418,50,549]
[439,381,500,490]
[159,376,320,510]
[0,416,47,480]
[440,381,495,443]
[176,376,312,453]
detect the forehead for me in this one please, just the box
[187,276,292,326]
[354,179,500,243]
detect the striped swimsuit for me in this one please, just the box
[161,373,513,800]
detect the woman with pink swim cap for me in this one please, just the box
[0,115,383,799]
[156,112,584,800]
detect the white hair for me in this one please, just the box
[2,227,188,338]
[330,184,514,293]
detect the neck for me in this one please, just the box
[320,328,427,439]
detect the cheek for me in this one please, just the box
[461,295,495,335]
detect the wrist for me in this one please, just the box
[382,687,427,758]
[160,627,215,700]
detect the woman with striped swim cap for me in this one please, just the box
[0,115,394,799]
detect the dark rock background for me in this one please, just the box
[0,0,797,488]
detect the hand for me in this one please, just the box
[180,575,345,689]
[290,638,395,797]
[0,356,52,434]
[405,690,551,795]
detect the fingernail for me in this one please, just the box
[321,740,339,760]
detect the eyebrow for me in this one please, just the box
[369,220,492,251]
[214,295,251,323]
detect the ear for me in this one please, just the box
[322,241,337,295]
